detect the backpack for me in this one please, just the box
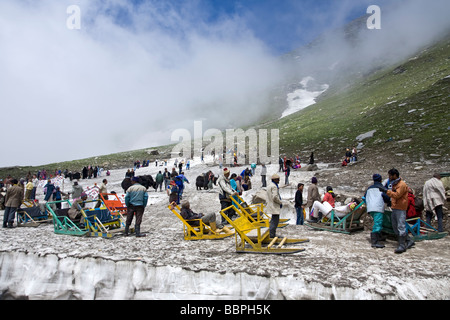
[414,197,424,213]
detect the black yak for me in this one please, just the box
[195,171,217,190]
[66,172,81,181]
[122,175,157,192]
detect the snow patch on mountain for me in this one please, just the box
[281,77,329,118]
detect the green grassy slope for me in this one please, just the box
[264,34,450,163]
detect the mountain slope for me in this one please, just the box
[262,33,450,164]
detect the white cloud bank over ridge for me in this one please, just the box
[0,0,286,167]
[0,0,449,167]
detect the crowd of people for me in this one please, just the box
[1,154,447,255]
[0,175,110,229]
[298,169,447,254]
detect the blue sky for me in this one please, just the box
[199,0,374,53]
[102,0,390,55]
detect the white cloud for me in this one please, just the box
[0,0,285,167]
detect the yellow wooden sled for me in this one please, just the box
[220,204,308,255]
[168,202,234,241]
[230,195,290,228]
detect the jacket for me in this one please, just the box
[155,173,164,183]
[294,190,303,208]
[423,177,446,212]
[5,184,24,207]
[125,183,148,207]
[386,178,409,211]
[261,166,267,176]
[323,192,335,208]
[217,175,234,200]
[68,199,84,220]
[306,184,320,208]
[98,183,107,194]
[365,182,389,213]
[266,181,282,215]
[407,192,419,219]
[72,184,83,199]
[44,183,55,201]
[180,208,203,226]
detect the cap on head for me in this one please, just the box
[372,174,382,182]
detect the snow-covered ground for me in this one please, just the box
[1,155,449,300]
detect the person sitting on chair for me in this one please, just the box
[309,199,360,222]
[177,200,232,234]
[68,193,88,222]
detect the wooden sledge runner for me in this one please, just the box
[220,204,308,255]
[230,194,290,228]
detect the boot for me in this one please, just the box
[405,235,415,250]
[378,232,387,241]
[222,226,234,234]
[395,235,406,254]
[124,224,130,236]
[371,232,385,248]
[209,222,219,234]
[135,225,146,237]
[376,232,386,248]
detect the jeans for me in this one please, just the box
[269,214,280,238]
[369,211,384,233]
[391,209,406,237]
[164,179,170,190]
[3,207,18,226]
[126,205,145,227]
[296,207,304,225]
[426,205,444,232]
[261,175,266,188]
[178,186,184,200]
[220,199,234,224]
